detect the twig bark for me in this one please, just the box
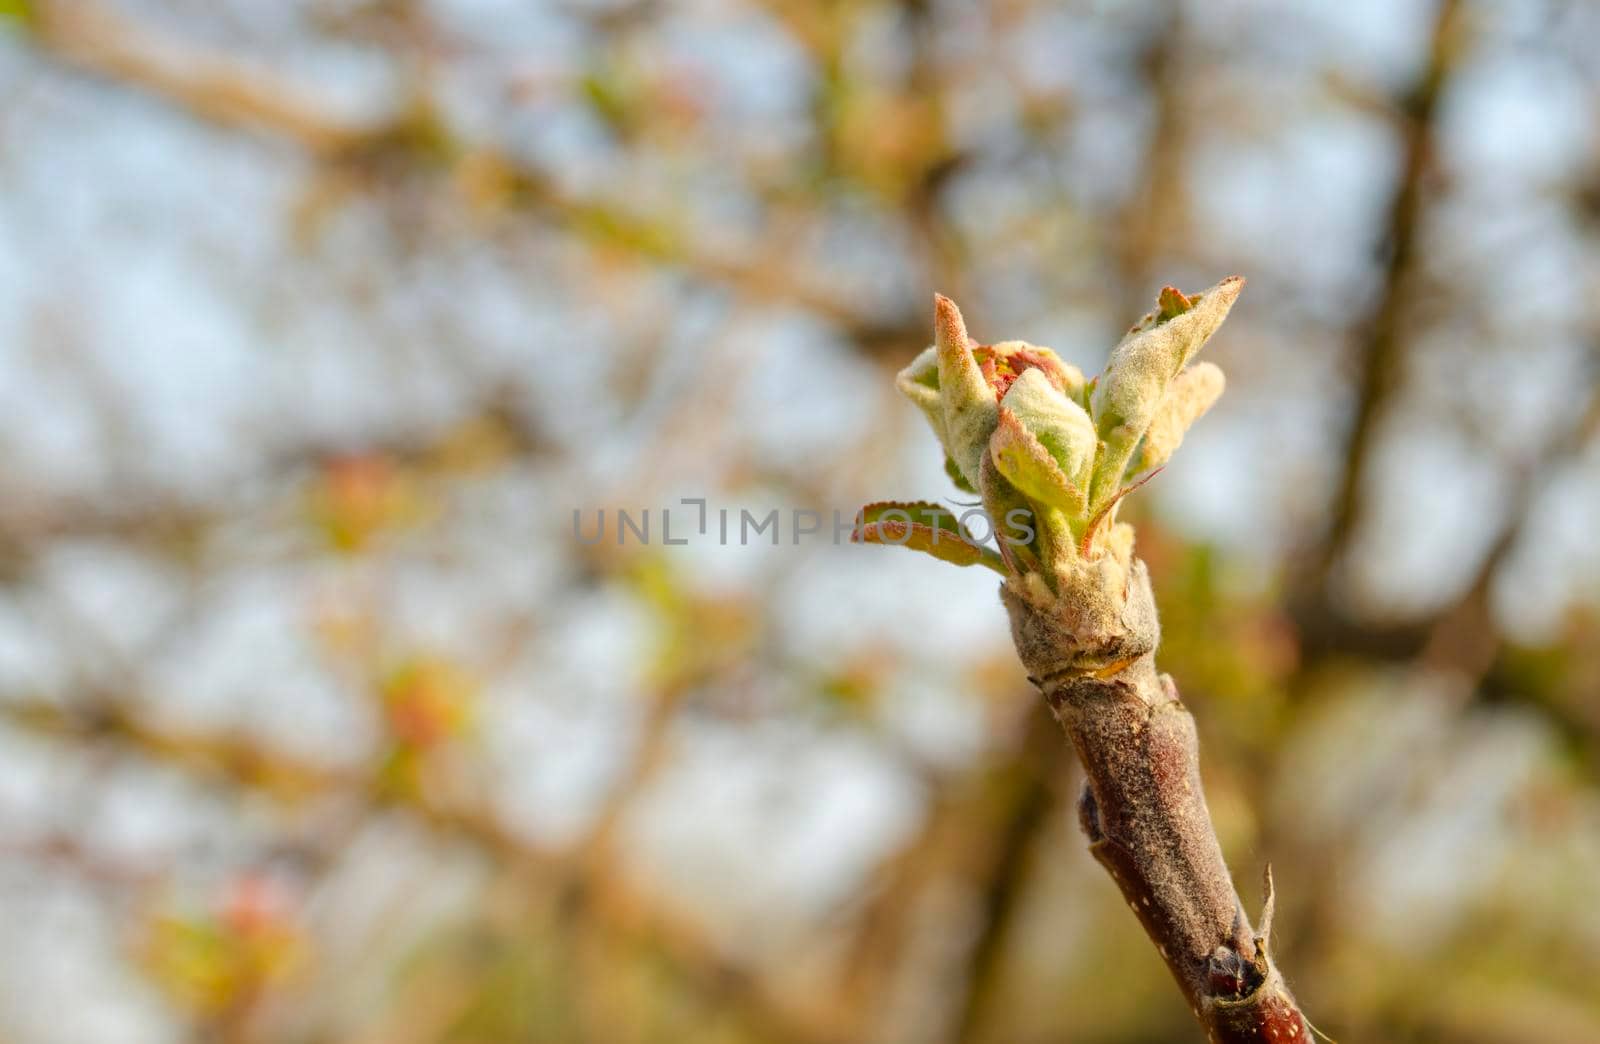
[1003,565,1312,1043]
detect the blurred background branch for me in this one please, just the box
[3,1,1600,1042]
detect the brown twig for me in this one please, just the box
[1003,567,1313,1043]
[942,15,1193,1037]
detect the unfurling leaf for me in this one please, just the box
[1130,362,1225,476]
[854,500,1006,574]
[989,408,1085,515]
[895,346,947,446]
[897,297,1085,499]
[981,340,1087,402]
[934,294,1000,490]
[1156,285,1194,322]
[1092,276,1243,438]
[999,368,1097,488]
[1089,276,1243,504]
[884,279,1238,603]
[944,454,976,493]
[858,500,971,539]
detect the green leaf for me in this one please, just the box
[895,346,948,449]
[944,454,976,493]
[1129,362,1225,477]
[999,368,1097,490]
[854,501,1006,574]
[977,453,1045,576]
[1089,276,1243,507]
[1093,277,1242,437]
[989,409,1085,516]
[933,295,999,491]
[857,500,967,537]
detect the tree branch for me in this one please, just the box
[1004,569,1312,1042]
[0,696,847,1044]
[863,278,1303,1039]
[1300,0,1464,598]
[947,702,1060,1044]
[25,0,920,352]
